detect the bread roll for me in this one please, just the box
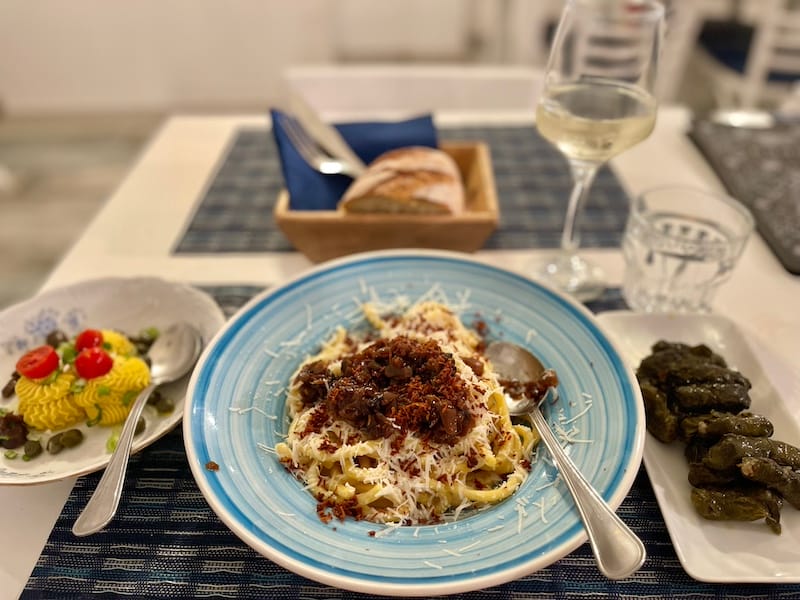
[339,146,465,215]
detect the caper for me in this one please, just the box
[2,374,17,398]
[61,429,84,448]
[155,396,174,415]
[47,434,64,455]
[132,336,156,355]
[147,390,173,413]
[23,439,42,459]
[135,416,146,436]
[45,330,69,348]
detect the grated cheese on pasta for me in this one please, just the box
[275,301,539,525]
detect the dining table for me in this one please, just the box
[3,104,800,599]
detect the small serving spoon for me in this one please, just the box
[485,341,646,580]
[72,322,203,537]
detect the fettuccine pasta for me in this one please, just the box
[275,301,539,525]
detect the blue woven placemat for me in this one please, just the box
[689,120,800,275]
[173,126,630,254]
[22,286,800,599]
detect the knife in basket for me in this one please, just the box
[288,91,368,173]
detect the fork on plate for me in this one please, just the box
[279,114,366,178]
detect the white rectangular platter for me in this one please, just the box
[597,311,800,583]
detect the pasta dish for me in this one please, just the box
[275,301,540,525]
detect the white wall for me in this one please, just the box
[0,1,487,115]
[0,1,337,114]
[330,0,471,61]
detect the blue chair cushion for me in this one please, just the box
[699,20,798,83]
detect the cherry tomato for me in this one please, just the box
[16,346,60,380]
[75,347,113,379]
[75,328,104,352]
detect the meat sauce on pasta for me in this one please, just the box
[275,301,541,525]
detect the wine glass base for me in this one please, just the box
[530,253,606,303]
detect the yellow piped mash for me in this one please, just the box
[100,329,136,356]
[12,329,154,432]
[16,372,85,430]
[73,356,151,426]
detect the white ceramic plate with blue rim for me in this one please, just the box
[184,250,644,596]
[0,277,226,485]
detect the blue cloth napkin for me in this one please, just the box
[270,109,438,210]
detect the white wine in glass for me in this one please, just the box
[532,0,663,301]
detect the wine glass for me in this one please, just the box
[532,0,664,301]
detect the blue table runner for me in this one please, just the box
[22,286,800,599]
[174,126,630,254]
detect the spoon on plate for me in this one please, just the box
[485,341,646,580]
[72,322,203,537]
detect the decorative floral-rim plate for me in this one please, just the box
[0,277,225,485]
[185,250,644,596]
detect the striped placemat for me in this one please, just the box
[173,126,630,254]
[689,119,800,275]
[23,285,800,599]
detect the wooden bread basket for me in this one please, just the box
[274,142,499,263]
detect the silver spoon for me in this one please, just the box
[485,341,646,580]
[72,322,203,537]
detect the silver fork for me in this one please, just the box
[279,115,365,178]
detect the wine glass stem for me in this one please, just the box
[561,162,599,253]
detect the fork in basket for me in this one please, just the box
[278,114,366,178]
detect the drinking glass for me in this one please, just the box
[622,186,754,313]
[532,0,664,301]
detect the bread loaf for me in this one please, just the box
[339,146,465,215]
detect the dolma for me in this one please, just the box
[685,438,714,463]
[688,463,741,488]
[637,342,726,385]
[651,341,726,365]
[704,434,800,471]
[740,457,800,510]
[640,379,679,443]
[672,383,751,414]
[680,411,772,440]
[691,486,782,534]
[666,363,751,390]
